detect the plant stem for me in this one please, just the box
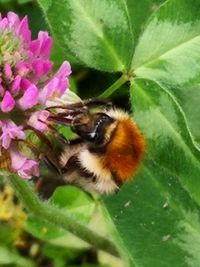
[99,74,127,98]
[9,175,119,257]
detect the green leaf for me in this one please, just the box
[104,79,200,266]
[0,175,3,186]
[163,83,200,146]
[17,0,32,4]
[0,246,34,267]
[0,0,12,3]
[25,215,65,240]
[0,222,18,245]
[25,186,95,240]
[105,161,200,267]
[38,0,133,71]
[80,265,109,267]
[42,243,79,262]
[132,0,200,87]
[50,186,95,223]
[131,79,200,204]
[126,0,166,43]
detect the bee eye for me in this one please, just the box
[87,114,112,142]
[97,114,112,124]
[100,114,110,122]
[71,112,113,144]
[88,131,98,140]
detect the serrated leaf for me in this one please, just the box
[162,83,200,146]
[38,0,133,71]
[104,79,200,267]
[132,0,200,87]
[131,79,200,204]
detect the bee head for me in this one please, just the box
[71,112,116,147]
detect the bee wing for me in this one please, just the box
[46,90,83,108]
[61,90,83,105]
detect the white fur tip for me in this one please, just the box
[105,108,130,121]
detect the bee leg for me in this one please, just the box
[83,98,112,108]
[41,154,61,174]
[64,137,84,145]
[48,115,74,125]
[61,155,80,174]
[64,98,112,110]
[42,136,84,174]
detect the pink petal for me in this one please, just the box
[20,78,31,91]
[32,59,52,79]
[10,149,27,170]
[28,110,50,132]
[51,61,71,96]
[18,159,39,179]
[55,61,72,77]
[11,75,21,93]
[15,61,30,77]
[29,39,40,54]
[30,31,52,59]
[10,149,39,179]
[3,63,12,80]
[39,77,59,104]
[38,31,52,58]
[57,77,69,96]
[0,121,25,149]
[1,133,11,149]
[1,91,15,112]
[18,84,39,110]
[0,18,8,29]
[4,121,25,139]
[39,61,71,104]
[7,11,20,29]
[17,16,31,44]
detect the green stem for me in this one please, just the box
[9,175,119,257]
[99,74,127,98]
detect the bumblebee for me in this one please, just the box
[48,97,145,194]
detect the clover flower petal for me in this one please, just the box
[0,12,71,179]
[28,110,50,132]
[30,31,52,59]
[39,61,71,104]
[18,84,39,110]
[18,159,39,179]
[1,91,15,112]
[0,121,25,149]
[11,75,21,93]
[10,149,39,179]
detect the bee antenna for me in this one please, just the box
[48,115,73,125]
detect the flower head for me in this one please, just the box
[0,12,71,179]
